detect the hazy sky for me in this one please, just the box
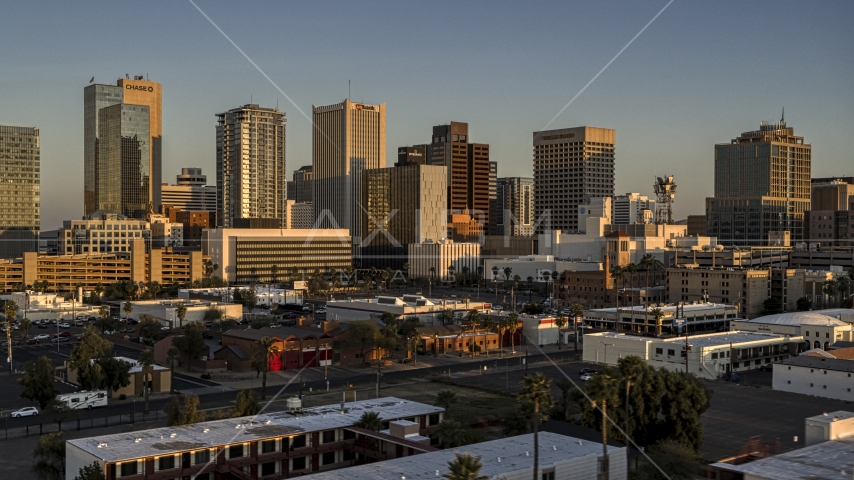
[1,1,852,230]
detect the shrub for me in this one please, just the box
[118,394,127,400]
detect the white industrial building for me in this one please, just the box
[483,255,601,284]
[408,240,480,283]
[123,299,242,328]
[773,350,854,402]
[327,295,492,324]
[731,309,854,351]
[583,331,803,379]
[583,302,740,336]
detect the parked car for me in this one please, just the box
[34,334,50,340]
[202,333,214,340]
[315,309,327,315]
[51,336,69,343]
[160,326,171,331]
[579,367,596,375]
[759,364,773,372]
[25,339,40,345]
[128,319,139,325]
[58,323,71,329]
[724,372,740,382]
[37,323,48,329]
[11,407,39,418]
[57,332,71,338]
[580,373,595,381]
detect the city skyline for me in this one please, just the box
[0,1,851,230]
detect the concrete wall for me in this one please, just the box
[65,443,103,480]
[773,363,854,402]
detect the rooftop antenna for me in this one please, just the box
[781,107,784,123]
[348,80,351,100]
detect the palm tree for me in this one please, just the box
[123,301,133,330]
[518,372,554,480]
[639,254,657,295]
[492,266,500,295]
[434,390,458,418]
[175,303,188,330]
[480,316,494,358]
[507,312,519,354]
[570,302,584,354]
[466,310,481,357]
[554,312,567,349]
[650,307,664,336]
[356,411,382,431]
[625,263,638,330]
[503,267,512,284]
[167,346,179,394]
[550,270,559,305]
[823,280,838,308]
[435,419,466,448]
[443,452,489,480]
[253,336,280,399]
[4,300,18,373]
[98,305,110,333]
[19,317,32,342]
[610,266,624,311]
[497,316,512,357]
[448,265,456,285]
[438,308,455,327]
[138,349,155,413]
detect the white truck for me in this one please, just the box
[55,390,108,410]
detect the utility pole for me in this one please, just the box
[684,325,691,376]
[592,399,609,480]
[375,360,381,398]
[524,347,529,375]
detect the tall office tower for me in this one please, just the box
[811,179,854,211]
[312,99,386,240]
[216,104,287,228]
[395,145,428,167]
[496,177,535,236]
[428,122,490,227]
[0,125,40,258]
[613,192,656,225]
[161,168,217,213]
[293,165,314,204]
[533,127,616,234]
[84,76,162,217]
[98,104,151,218]
[286,181,296,201]
[488,161,499,234]
[706,118,811,245]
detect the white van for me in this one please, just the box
[55,390,108,410]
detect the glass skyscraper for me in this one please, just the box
[706,119,811,245]
[84,76,162,218]
[0,125,40,259]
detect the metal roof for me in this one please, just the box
[711,439,854,480]
[67,397,443,463]
[745,311,849,327]
[782,355,854,374]
[300,432,622,479]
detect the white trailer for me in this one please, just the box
[55,390,108,410]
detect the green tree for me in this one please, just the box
[507,312,520,353]
[434,390,458,418]
[251,317,272,330]
[32,432,65,480]
[73,462,106,480]
[435,418,467,447]
[762,297,783,315]
[497,316,512,357]
[19,317,32,340]
[443,452,489,480]
[400,316,422,337]
[166,346,179,394]
[554,312,567,349]
[136,314,162,346]
[355,411,382,431]
[122,301,133,329]
[18,356,60,409]
[633,441,701,480]
[253,336,280,399]
[204,306,224,321]
[164,395,205,426]
[173,321,207,372]
[341,320,382,366]
[5,300,18,373]
[552,379,574,421]
[138,349,155,413]
[480,316,495,357]
[233,389,260,417]
[657,370,711,450]
[796,296,811,311]
[242,284,258,310]
[96,356,132,394]
[175,303,188,328]
[215,317,239,333]
[517,372,554,480]
[437,308,455,326]
[69,325,115,391]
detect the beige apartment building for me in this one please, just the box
[408,240,480,283]
[60,211,149,255]
[312,99,386,239]
[667,267,771,318]
[285,201,315,229]
[533,126,616,234]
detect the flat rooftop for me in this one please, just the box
[588,302,735,314]
[783,356,854,374]
[712,438,854,480]
[67,397,442,463]
[588,331,797,348]
[300,432,622,479]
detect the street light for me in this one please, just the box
[600,341,614,365]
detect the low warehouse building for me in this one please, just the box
[773,349,854,402]
[124,299,242,328]
[731,309,854,351]
[217,327,333,372]
[64,356,171,399]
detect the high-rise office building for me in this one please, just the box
[216,104,287,228]
[84,76,162,218]
[293,165,314,204]
[488,161,499,235]
[706,119,811,245]
[161,168,217,213]
[613,192,655,225]
[496,177,535,236]
[428,122,490,228]
[0,125,40,258]
[312,99,386,239]
[533,126,616,233]
[395,145,428,167]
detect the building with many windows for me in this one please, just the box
[0,125,40,259]
[286,201,315,229]
[312,99,386,240]
[407,240,479,283]
[161,167,217,213]
[706,118,811,245]
[84,76,162,218]
[613,192,655,225]
[216,104,287,228]
[494,177,535,236]
[202,228,352,283]
[533,126,615,234]
[293,165,314,204]
[60,211,149,255]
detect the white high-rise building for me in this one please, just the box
[533,126,615,234]
[312,99,386,240]
[215,105,287,228]
[613,192,655,225]
[161,168,217,213]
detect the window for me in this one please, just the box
[343,429,356,440]
[805,331,809,337]
[229,444,244,458]
[120,462,138,476]
[655,348,663,355]
[322,430,335,443]
[158,456,175,471]
[322,451,336,465]
[429,413,440,426]
[261,440,277,454]
[194,450,210,464]
[711,352,719,359]
[667,349,675,356]
[291,435,307,449]
[261,462,276,476]
[292,457,307,470]
[542,472,556,480]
